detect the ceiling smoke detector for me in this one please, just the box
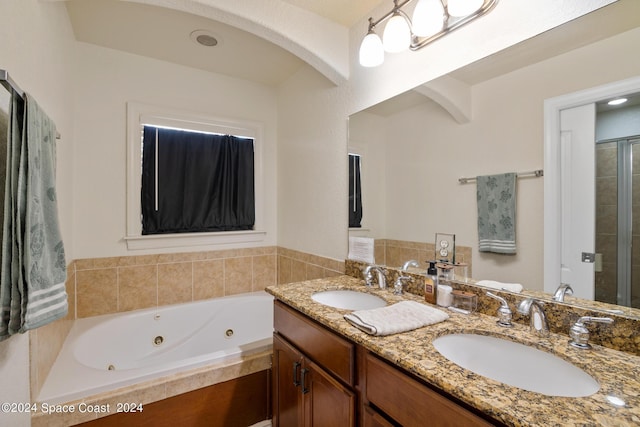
[190,30,220,47]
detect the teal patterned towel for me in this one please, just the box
[22,93,67,331]
[0,93,67,341]
[476,173,517,254]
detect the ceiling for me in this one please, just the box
[65,0,383,86]
[364,0,640,116]
[66,0,639,91]
[281,0,383,27]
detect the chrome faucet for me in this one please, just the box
[569,316,614,349]
[517,298,549,337]
[394,276,411,295]
[552,284,574,302]
[363,265,387,289]
[486,292,513,327]
[401,260,419,271]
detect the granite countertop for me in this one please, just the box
[266,276,640,427]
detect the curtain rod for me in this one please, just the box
[0,69,61,140]
[458,169,544,184]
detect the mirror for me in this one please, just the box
[348,1,640,315]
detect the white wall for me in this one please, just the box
[72,42,279,258]
[277,66,349,259]
[350,27,640,290]
[0,1,76,425]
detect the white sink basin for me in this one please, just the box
[311,290,387,310]
[432,333,599,397]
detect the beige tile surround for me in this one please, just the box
[29,246,344,402]
[375,239,473,277]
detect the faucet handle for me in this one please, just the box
[486,292,513,328]
[394,276,411,295]
[569,316,614,349]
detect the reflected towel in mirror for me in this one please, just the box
[476,280,523,293]
[476,172,517,254]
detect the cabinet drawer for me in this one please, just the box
[366,353,495,427]
[274,300,355,386]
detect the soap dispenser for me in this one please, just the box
[424,261,438,304]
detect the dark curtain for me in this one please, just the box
[141,126,254,234]
[349,154,362,228]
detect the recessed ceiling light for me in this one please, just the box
[607,98,628,106]
[190,30,221,47]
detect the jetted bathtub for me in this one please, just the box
[38,291,274,404]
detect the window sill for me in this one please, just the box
[124,230,267,251]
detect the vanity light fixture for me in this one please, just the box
[359,0,498,67]
[607,97,628,106]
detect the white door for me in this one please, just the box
[559,103,596,300]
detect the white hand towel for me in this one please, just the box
[344,301,449,336]
[476,280,523,293]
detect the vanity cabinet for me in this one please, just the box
[361,351,498,427]
[273,299,501,427]
[272,301,356,427]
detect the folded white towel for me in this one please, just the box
[476,280,523,293]
[344,301,449,336]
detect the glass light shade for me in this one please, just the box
[383,13,411,53]
[359,32,384,67]
[412,0,445,37]
[447,0,484,17]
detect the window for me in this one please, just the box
[349,153,362,228]
[140,126,255,235]
[126,102,265,250]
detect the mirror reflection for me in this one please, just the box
[348,1,640,314]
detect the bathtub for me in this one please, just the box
[38,291,274,405]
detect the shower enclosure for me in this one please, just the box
[595,136,640,308]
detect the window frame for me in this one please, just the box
[125,101,265,250]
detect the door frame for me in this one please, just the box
[543,76,640,295]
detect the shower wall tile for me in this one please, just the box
[118,265,158,312]
[278,255,293,285]
[76,267,118,317]
[224,257,253,295]
[70,246,343,316]
[158,262,193,306]
[253,254,276,291]
[276,247,344,285]
[373,239,473,278]
[193,259,225,300]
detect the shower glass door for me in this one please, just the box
[595,136,640,308]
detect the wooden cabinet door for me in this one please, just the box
[273,334,304,427]
[303,359,356,427]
